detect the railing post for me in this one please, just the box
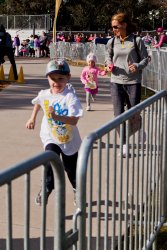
[157,48,162,91]
[50,155,66,250]
[77,136,94,250]
[162,96,167,217]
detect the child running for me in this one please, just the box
[80,52,106,111]
[26,59,83,206]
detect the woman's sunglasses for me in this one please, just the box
[112,26,121,30]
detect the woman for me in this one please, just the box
[105,12,149,157]
[153,27,167,48]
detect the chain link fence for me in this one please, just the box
[49,42,105,64]
[0,14,51,31]
[50,42,167,92]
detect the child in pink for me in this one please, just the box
[80,52,106,111]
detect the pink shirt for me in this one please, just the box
[154,34,167,48]
[80,66,106,94]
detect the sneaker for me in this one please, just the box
[86,106,91,111]
[35,189,51,206]
[73,188,76,206]
[118,144,131,158]
[139,130,146,143]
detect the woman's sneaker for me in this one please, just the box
[123,144,127,158]
[35,189,51,206]
[119,144,131,158]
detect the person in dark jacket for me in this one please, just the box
[0,24,18,80]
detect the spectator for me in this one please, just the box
[28,35,35,57]
[152,35,158,46]
[19,39,29,56]
[39,31,48,57]
[80,33,88,43]
[153,27,167,48]
[34,35,40,58]
[75,33,81,43]
[142,32,153,47]
[88,33,94,42]
[13,34,20,56]
[0,24,18,80]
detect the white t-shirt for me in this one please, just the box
[32,86,83,155]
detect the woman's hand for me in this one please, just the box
[106,64,114,72]
[128,64,137,73]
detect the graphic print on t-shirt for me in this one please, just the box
[85,72,97,89]
[44,99,73,144]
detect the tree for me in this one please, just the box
[0,0,165,31]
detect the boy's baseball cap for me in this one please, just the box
[46,59,70,76]
[86,52,97,63]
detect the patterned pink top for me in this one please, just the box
[80,66,106,94]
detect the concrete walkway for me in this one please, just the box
[0,58,114,249]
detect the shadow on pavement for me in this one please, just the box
[0,238,54,250]
[0,236,119,250]
[0,77,111,110]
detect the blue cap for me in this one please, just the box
[46,59,70,76]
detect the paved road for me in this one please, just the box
[0,58,114,249]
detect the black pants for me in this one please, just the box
[5,47,18,80]
[111,82,141,143]
[45,143,78,192]
[0,47,18,80]
[0,47,5,64]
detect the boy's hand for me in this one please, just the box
[26,119,35,129]
[48,106,56,119]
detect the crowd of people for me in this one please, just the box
[12,31,50,58]
[55,29,167,49]
[141,27,167,48]
[10,32,109,58]
[1,27,167,62]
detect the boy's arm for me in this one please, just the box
[26,104,41,129]
[48,106,79,126]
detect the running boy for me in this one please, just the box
[26,59,83,205]
[80,52,106,111]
